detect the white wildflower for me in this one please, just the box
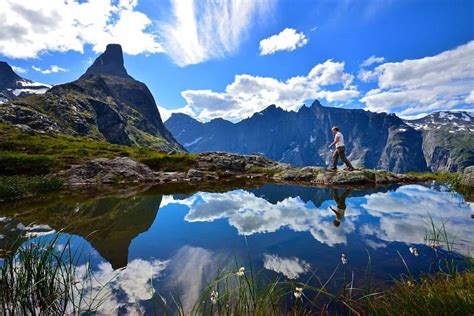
[409,246,419,256]
[341,253,347,265]
[210,290,218,305]
[236,266,245,277]
[293,287,303,299]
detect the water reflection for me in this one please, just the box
[330,188,352,227]
[0,182,472,314]
[0,192,162,269]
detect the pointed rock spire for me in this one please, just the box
[81,44,133,80]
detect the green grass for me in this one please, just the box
[139,152,198,172]
[0,176,64,201]
[407,171,459,186]
[368,271,474,315]
[0,151,55,175]
[0,123,197,174]
[0,235,103,315]
[0,123,199,199]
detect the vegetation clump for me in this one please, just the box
[0,176,63,201]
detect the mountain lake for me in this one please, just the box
[0,181,472,314]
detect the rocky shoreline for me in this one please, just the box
[56,152,432,188]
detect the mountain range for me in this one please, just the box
[0,45,472,172]
[0,44,182,152]
[165,103,474,172]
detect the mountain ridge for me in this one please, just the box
[166,101,429,173]
[166,103,474,172]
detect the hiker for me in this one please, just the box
[329,188,352,227]
[328,126,354,171]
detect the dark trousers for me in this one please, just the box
[332,146,353,169]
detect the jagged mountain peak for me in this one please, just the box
[0,61,51,103]
[81,44,133,80]
[405,110,474,132]
[0,61,22,86]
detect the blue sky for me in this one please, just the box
[1,0,473,121]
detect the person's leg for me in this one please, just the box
[338,147,354,169]
[331,149,339,169]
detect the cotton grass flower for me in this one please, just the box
[409,246,419,256]
[341,253,347,265]
[293,287,303,299]
[236,266,245,277]
[210,290,218,304]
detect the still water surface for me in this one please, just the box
[1,182,472,313]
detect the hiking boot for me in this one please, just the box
[328,168,337,171]
[343,167,354,171]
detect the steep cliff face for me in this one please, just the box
[166,101,429,172]
[0,61,50,103]
[0,44,183,152]
[405,111,474,171]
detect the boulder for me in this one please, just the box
[57,157,155,187]
[459,166,474,188]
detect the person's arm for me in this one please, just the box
[328,133,340,148]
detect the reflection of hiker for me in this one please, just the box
[328,127,354,171]
[330,188,352,227]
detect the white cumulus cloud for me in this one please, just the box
[360,41,474,118]
[259,28,308,56]
[159,0,274,66]
[176,59,359,121]
[11,65,27,73]
[0,0,164,59]
[32,65,67,74]
[360,55,385,67]
[465,91,474,104]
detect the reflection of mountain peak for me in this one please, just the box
[0,192,162,270]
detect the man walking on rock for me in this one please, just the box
[328,127,354,171]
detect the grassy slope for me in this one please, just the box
[0,124,197,200]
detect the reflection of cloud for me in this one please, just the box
[163,246,215,313]
[76,258,168,314]
[263,254,310,279]
[362,185,474,255]
[179,190,357,246]
[160,194,198,208]
[364,239,387,250]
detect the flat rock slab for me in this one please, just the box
[272,167,418,185]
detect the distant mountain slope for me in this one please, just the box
[166,101,428,173]
[405,111,474,171]
[0,44,183,152]
[0,62,50,103]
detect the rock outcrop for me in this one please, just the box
[0,44,183,152]
[56,152,424,188]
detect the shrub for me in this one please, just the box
[140,153,198,172]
